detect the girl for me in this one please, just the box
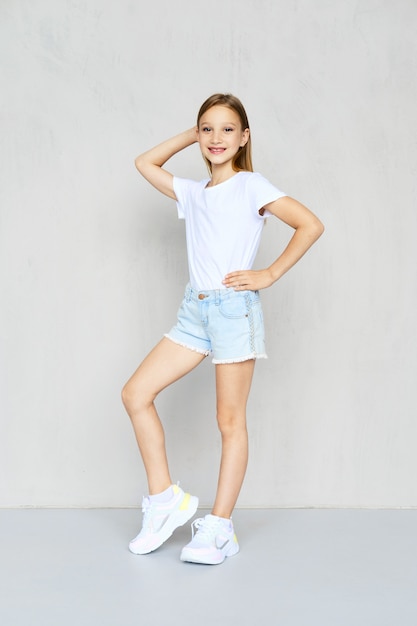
[122,93,324,565]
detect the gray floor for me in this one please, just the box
[0,508,416,626]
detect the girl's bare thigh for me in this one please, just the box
[123,337,206,407]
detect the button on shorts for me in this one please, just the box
[165,284,267,364]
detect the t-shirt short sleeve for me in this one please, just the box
[173,176,208,220]
[248,173,287,218]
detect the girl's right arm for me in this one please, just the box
[134,128,197,199]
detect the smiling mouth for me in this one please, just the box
[208,148,226,154]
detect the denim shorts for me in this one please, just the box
[165,284,267,364]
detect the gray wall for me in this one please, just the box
[1,0,416,508]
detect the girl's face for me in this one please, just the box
[197,105,249,169]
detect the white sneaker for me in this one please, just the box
[180,514,239,565]
[129,485,199,555]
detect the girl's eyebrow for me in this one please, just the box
[199,120,238,126]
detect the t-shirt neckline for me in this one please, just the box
[204,171,244,190]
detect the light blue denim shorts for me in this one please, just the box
[165,284,267,364]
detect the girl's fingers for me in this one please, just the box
[224,269,274,291]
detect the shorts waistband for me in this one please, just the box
[185,283,259,304]
[185,284,225,303]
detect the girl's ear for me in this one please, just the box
[240,128,250,147]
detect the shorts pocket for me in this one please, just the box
[219,296,248,319]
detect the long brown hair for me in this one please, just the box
[196,93,253,173]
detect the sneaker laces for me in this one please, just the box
[191,516,222,541]
[140,496,153,531]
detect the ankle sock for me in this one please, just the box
[210,513,231,522]
[149,485,175,504]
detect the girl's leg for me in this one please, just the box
[122,337,206,494]
[180,359,255,564]
[212,359,256,518]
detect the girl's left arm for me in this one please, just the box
[222,196,324,291]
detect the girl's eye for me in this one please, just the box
[202,127,211,132]
[224,128,234,132]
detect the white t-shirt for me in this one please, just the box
[173,171,287,291]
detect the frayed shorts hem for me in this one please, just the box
[165,334,268,364]
[164,334,210,357]
[212,353,268,364]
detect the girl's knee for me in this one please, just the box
[216,410,247,438]
[121,382,134,413]
[121,380,153,415]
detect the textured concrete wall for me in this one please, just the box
[1,0,416,507]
